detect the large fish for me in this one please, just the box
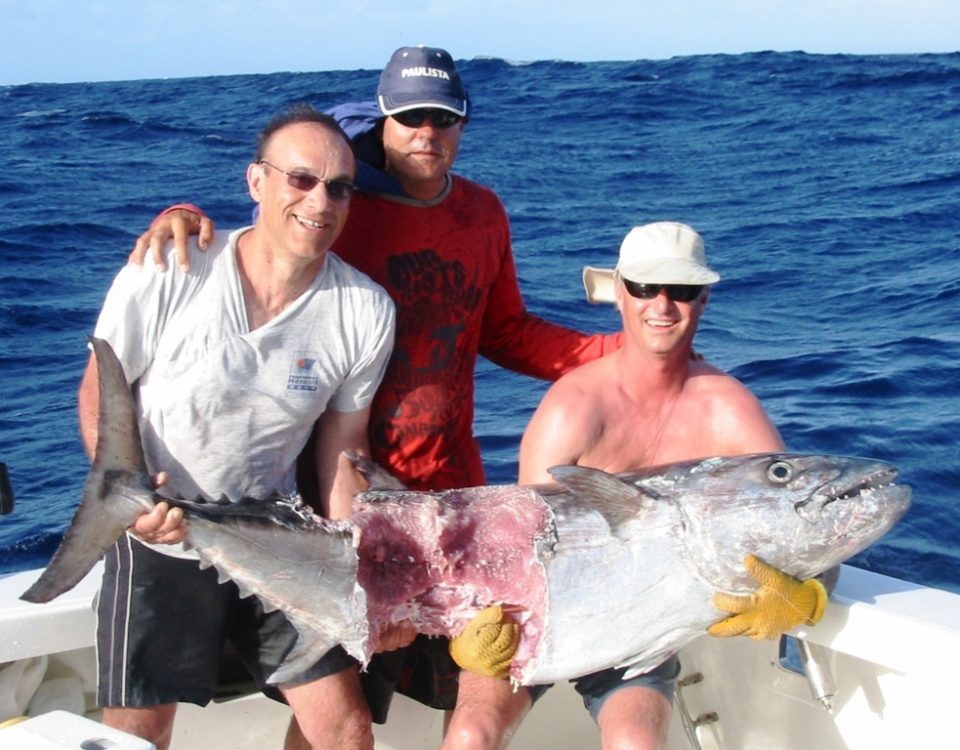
[22,337,911,686]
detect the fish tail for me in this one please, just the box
[21,337,152,603]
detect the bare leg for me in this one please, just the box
[102,705,177,750]
[596,686,672,750]
[441,671,532,750]
[282,667,374,750]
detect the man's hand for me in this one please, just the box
[449,605,521,680]
[376,621,418,653]
[129,207,215,271]
[707,554,828,640]
[129,501,187,545]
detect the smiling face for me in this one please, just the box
[615,277,709,358]
[248,121,356,266]
[381,113,465,200]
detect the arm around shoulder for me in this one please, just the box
[129,204,216,271]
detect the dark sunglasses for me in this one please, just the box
[258,160,355,201]
[622,278,705,302]
[391,108,463,129]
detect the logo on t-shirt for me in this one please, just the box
[287,353,319,392]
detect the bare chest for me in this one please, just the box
[581,396,715,472]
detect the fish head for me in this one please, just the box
[652,453,912,589]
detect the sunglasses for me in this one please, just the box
[391,108,463,129]
[258,160,355,201]
[621,279,705,302]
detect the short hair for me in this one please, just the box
[255,104,355,162]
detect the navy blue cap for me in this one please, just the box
[377,46,468,118]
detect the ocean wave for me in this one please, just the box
[2,51,958,590]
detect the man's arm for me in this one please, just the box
[78,353,100,461]
[471,199,622,381]
[128,204,215,270]
[312,407,373,520]
[518,380,594,484]
[706,378,785,455]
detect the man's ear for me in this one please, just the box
[247,161,265,204]
[614,277,626,316]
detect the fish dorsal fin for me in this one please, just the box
[547,465,658,531]
[344,451,408,490]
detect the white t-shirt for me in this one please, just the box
[94,227,395,505]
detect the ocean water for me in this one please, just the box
[1,52,958,592]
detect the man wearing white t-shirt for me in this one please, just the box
[77,105,395,750]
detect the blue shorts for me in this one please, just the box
[96,536,355,707]
[572,655,681,722]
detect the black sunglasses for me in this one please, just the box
[391,108,463,129]
[622,279,705,302]
[258,160,355,201]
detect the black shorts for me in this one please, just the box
[359,635,458,723]
[359,634,547,724]
[96,535,355,708]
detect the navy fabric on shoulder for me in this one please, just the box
[327,101,406,197]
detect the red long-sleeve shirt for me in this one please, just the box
[332,176,620,490]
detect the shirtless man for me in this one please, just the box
[518,221,827,749]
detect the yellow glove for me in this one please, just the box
[449,605,521,679]
[707,554,828,640]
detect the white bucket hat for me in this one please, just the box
[582,221,720,304]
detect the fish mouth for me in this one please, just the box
[797,463,904,521]
[822,464,899,504]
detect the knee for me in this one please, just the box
[291,704,374,750]
[598,712,671,750]
[443,723,499,750]
[600,727,662,750]
[443,712,516,750]
[102,705,176,750]
[443,678,532,750]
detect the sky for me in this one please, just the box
[2,0,958,86]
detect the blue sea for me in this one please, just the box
[1,52,958,592]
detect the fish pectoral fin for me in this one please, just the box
[617,650,676,681]
[265,623,341,686]
[547,465,657,530]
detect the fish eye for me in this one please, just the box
[766,460,793,484]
